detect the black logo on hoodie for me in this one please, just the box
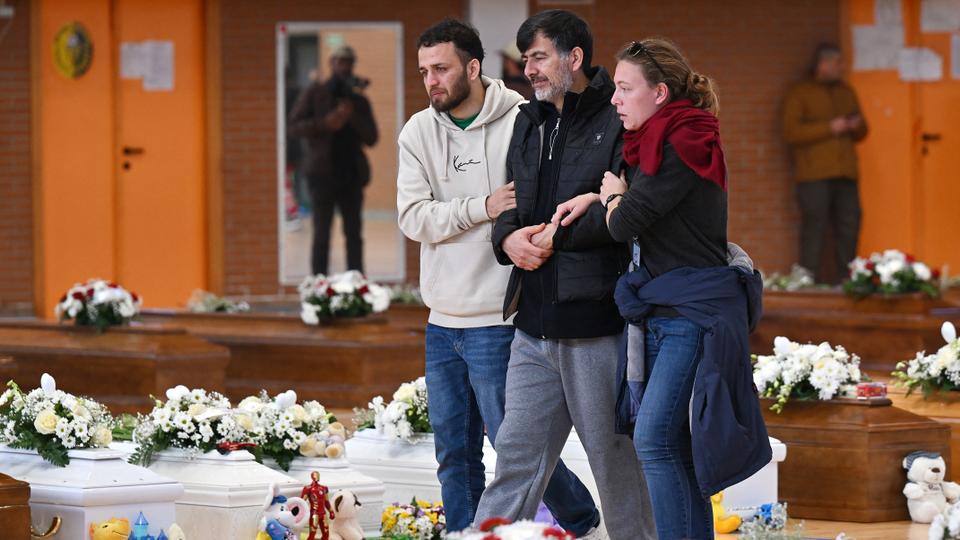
[453,155,481,173]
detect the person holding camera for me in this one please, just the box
[289,45,378,275]
[782,43,867,283]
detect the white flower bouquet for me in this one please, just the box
[356,377,432,443]
[186,289,250,313]
[236,389,347,471]
[753,337,862,413]
[55,278,142,329]
[931,501,960,540]
[0,374,114,466]
[892,322,960,398]
[844,249,939,298]
[129,385,250,466]
[447,518,574,539]
[762,264,817,292]
[298,270,391,324]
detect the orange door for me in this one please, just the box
[113,0,206,306]
[915,29,960,270]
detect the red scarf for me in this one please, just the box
[622,99,727,190]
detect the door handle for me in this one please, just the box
[921,133,942,142]
[122,146,145,156]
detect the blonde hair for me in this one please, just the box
[616,38,719,115]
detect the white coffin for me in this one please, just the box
[0,445,183,540]
[721,437,788,518]
[110,444,303,540]
[346,430,786,519]
[264,456,385,538]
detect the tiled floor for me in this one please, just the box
[281,211,406,283]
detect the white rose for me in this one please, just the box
[187,404,208,417]
[393,383,417,403]
[235,414,255,431]
[912,262,932,281]
[238,396,264,413]
[71,403,92,421]
[34,409,59,435]
[92,426,113,447]
[300,303,319,325]
[287,404,307,425]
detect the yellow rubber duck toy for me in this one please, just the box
[711,491,742,534]
[89,517,132,540]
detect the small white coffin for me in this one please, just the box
[0,445,183,540]
[265,456,385,538]
[346,430,786,520]
[140,448,302,539]
[721,436,788,518]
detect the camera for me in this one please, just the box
[345,75,370,91]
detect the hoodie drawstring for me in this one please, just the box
[440,129,449,182]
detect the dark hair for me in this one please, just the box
[517,9,592,70]
[417,18,484,69]
[616,38,719,115]
[811,42,841,74]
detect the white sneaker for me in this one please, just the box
[578,523,609,540]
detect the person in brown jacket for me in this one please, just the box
[783,43,867,283]
[289,45,378,275]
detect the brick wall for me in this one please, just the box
[220,0,839,293]
[219,0,461,295]
[530,0,839,274]
[0,0,34,315]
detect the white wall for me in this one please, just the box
[468,0,528,79]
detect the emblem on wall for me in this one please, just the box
[53,22,93,79]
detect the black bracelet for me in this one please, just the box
[603,193,623,209]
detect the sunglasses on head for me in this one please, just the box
[627,41,667,79]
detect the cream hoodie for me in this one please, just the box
[397,77,524,328]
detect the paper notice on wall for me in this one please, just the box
[120,42,146,78]
[118,40,175,91]
[141,40,174,91]
[922,0,960,32]
[853,24,904,70]
[899,47,943,81]
[875,0,903,27]
[953,34,960,78]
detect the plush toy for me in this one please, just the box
[89,518,131,540]
[256,483,310,540]
[903,450,960,523]
[710,492,742,534]
[327,490,363,540]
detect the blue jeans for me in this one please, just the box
[634,317,713,539]
[425,323,599,533]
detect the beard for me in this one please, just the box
[430,72,471,113]
[531,60,574,102]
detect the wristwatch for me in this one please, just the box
[603,193,623,209]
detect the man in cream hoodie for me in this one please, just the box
[397,19,599,534]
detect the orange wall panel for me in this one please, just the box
[38,0,115,316]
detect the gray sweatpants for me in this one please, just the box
[474,330,656,540]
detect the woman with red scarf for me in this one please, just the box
[551,39,769,539]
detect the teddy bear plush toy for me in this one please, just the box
[328,490,364,540]
[903,450,960,523]
[89,518,131,540]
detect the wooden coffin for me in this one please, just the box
[0,356,15,384]
[761,397,950,522]
[0,320,229,414]
[753,290,960,371]
[879,377,960,483]
[0,473,30,540]
[138,310,425,408]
